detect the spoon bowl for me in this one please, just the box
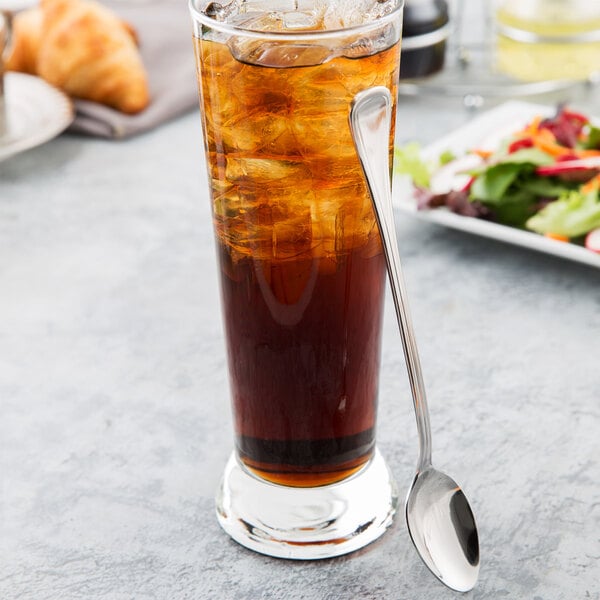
[349,86,480,592]
[406,467,479,592]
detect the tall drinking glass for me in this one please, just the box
[190,0,403,559]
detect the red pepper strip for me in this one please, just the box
[508,137,534,153]
[556,153,579,162]
[460,176,475,193]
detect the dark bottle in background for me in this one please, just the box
[401,0,450,79]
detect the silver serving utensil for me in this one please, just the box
[349,86,480,593]
[1,10,13,137]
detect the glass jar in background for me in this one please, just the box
[495,0,600,82]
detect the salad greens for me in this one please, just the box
[396,106,600,250]
[394,142,431,188]
[527,189,600,238]
[438,149,457,166]
[466,149,564,227]
[585,125,600,150]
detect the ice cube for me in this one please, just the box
[207,0,314,28]
[363,0,398,20]
[201,0,243,22]
[219,108,291,153]
[282,10,320,30]
[222,2,334,65]
[229,37,333,67]
[228,11,286,31]
[323,0,397,29]
[202,0,397,29]
[241,0,300,14]
[225,157,311,184]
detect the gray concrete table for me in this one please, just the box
[1,85,600,599]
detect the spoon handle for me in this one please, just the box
[350,87,432,472]
[1,10,13,61]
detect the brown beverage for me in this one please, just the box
[195,10,400,487]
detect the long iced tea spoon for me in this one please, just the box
[349,87,480,593]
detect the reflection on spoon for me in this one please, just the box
[349,86,480,592]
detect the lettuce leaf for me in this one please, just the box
[526,189,600,237]
[584,125,600,150]
[394,142,431,187]
[465,147,574,227]
[439,150,456,165]
[469,148,555,204]
[470,164,525,203]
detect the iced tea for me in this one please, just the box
[194,3,401,487]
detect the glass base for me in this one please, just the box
[215,448,398,560]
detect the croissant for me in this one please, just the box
[7,0,150,114]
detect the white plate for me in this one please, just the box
[0,72,74,162]
[393,100,600,269]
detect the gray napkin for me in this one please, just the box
[69,0,198,138]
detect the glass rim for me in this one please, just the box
[189,0,404,41]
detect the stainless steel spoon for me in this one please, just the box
[349,86,480,593]
[1,10,13,138]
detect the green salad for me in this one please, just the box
[395,106,600,252]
